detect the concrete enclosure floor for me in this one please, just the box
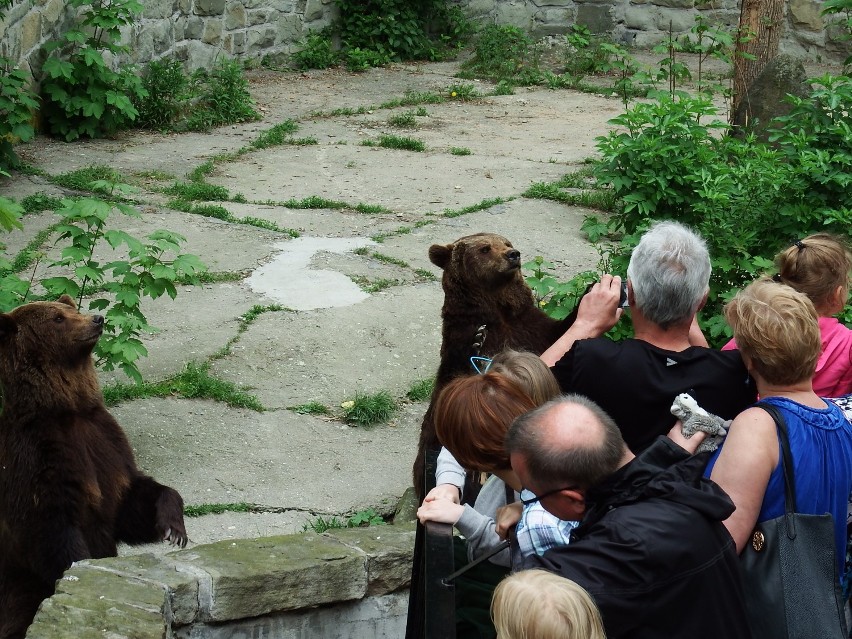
[4,58,673,553]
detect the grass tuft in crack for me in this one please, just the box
[102,362,264,411]
[341,390,396,426]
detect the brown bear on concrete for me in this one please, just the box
[0,295,187,639]
[412,232,576,500]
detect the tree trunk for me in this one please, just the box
[731,0,785,126]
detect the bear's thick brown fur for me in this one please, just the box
[413,233,576,500]
[0,296,187,639]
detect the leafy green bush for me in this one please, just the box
[345,47,388,72]
[539,76,852,345]
[184,59,260,131]
[1,180,206,382]
[0,58,38,171]
[564,24,613,79]
[294,31,339,70]
[595,95,728,224]
[335,0,470,64]
[459,25,542,84]
[40,0,146,141]
[136,58,189,130]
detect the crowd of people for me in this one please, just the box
[416,222,852,639]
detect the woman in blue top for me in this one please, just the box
[707,278,852,579]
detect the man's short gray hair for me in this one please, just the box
[505,394,625,491]
[626,220,711,329]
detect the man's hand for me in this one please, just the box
[540,275,623,366]
[495,502,523,539]
[575,274,624,334]
[417,499,464,525]
[423,483,461,505]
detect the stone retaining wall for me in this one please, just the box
[25,523,415,639]
[0,0,848,79]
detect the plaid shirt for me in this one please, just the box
[514,496,578,571]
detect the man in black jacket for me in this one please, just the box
[505,394,752,639]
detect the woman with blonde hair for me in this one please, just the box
[491,569,606,639]
[708,278,852,578]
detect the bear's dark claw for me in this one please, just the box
[472,324,488,353]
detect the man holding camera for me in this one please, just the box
[541,220,755,453]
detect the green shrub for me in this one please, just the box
[1,183,206,381]
[184,59,260,131]
[345,47,388,72]
[574,77,852,345]
[460,25,542,84]
[136,58,189,130]
[369,135,426,152]
[294,31,339,70]
[335,0,470,63]
[564,24,613,79]
[40,0,146,141]
[0,57,37,172]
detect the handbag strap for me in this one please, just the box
[755,402,798,538]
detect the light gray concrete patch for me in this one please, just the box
[246,236,377,309]
[209,283,442,409]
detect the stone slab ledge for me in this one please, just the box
[25,523,416,638]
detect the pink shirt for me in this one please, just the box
[722,317,852,396]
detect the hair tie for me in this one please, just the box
[470,356,492,375]
[794,240,805,250]
[772,273,783,282]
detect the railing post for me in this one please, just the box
[406,447,456,639]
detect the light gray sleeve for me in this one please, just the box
[435,447,465,491]
[455,476,514,567]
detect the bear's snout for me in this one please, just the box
[93,315,104,327]
[505,249,521,267]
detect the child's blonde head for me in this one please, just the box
[491,570,606,639]
[491,349,561,406]
[775,234,852,314]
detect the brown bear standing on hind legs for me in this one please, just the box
[412,232,577,501]
[0,296,187,639]
[406,233,578,639]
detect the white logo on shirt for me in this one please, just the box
[666,358,678,367]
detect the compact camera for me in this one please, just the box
[619,280,629,308]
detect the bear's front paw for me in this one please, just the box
[163,524,188,547]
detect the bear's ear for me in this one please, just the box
[0,314,17,340]
[428,244,453,270]
[57,295,77,309]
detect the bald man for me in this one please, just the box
[506,395,752,639]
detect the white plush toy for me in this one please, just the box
[670,393,731,454]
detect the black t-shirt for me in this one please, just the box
[552,338,756,454]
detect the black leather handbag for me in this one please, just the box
[739,402,848,639]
